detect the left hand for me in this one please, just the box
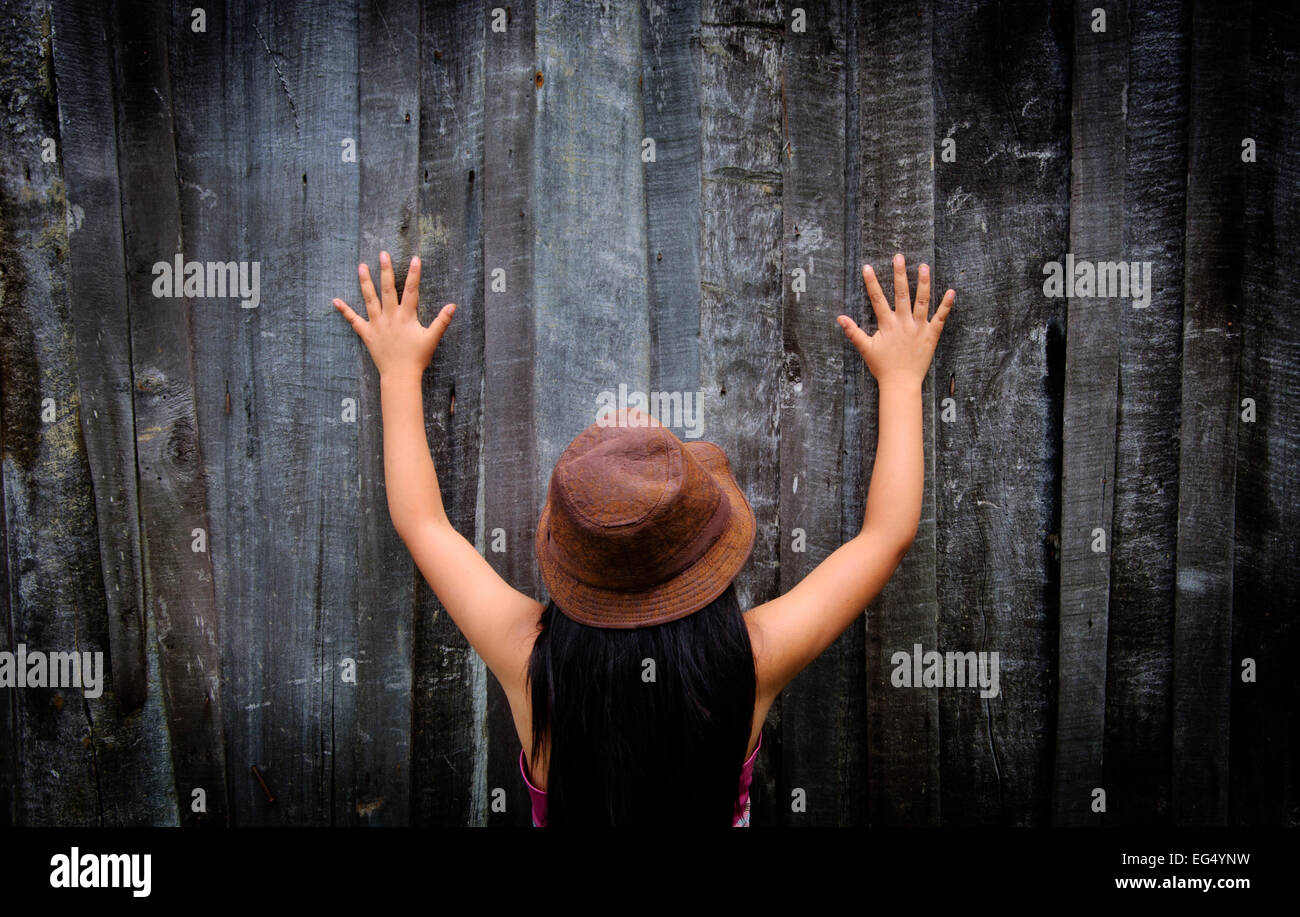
[334,250,456,379]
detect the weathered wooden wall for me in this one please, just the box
[0,0,1295,827]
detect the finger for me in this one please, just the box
[358,263,381,319]
[914,262,932,323]
[861,264,893,327]
[379,250,398,312]
[892,253,912,320]
[401,256,421,313]
[836,314,873,362]
[929,289,955,338]
[333,298,369,339]
[427,303,456,350]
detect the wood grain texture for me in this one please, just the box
[1172,0,1246,827]
[533,0,651,498]
[46,0,145,715]
[858,0,940,826]
[410,0,487,828]
[481,0,538,826]
[107,0,229,826]
[1052,0,1128,827]
[932,0,1069,825]
[776,0,857,827]
[355,0,420,827]
[642,0,702,418]
[292,0,363,828]
[1,0,106,825]
[52,0,176,826]
[698,0,786,825]
[1230,0,1298,828]
[1102,0,1187,826]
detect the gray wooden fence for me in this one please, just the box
[1,0,1295,827]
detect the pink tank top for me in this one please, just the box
[520,730,763,827]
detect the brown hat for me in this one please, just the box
[535,406,756,628]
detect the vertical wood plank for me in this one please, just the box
[1052,0,1128,826]
[355,0,420,826]
[1230,0,1298,828]
[45,0,145,715]
[533,0,651,482]
[0,0,103,825]
[932,0,1070,825]
[53,0,177,826]
[698,0,785,824]
[266,0,363,825]
[1171,0,1246,827]
[290,0,362,828]
[481,0,537,826]
[108,0,228,826]
[777,0,856,826]
[858,0,939,826]
[642,0,702,426]
[525,0,653,823]
[0,402,10,825]
[1102,0,1188,825]
[169,0,256,826]
[142,0,366,831]
[412,0,486,826]
[174,0,363,826]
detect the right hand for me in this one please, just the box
[333,251,457,380]
[837,252,954,387]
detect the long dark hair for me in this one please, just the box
[525,582,756,826]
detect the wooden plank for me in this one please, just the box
[932,0,1070,825]
[0,388,10,826]
[1171,0,1246,827]
[698,0,785,825]
[166,0,257,826]
[481,0,537,826]
[106,0,229,826]
[411,0,486,827]
[172,0,364,826]
[1102,0,1187,825]
[858,0,939,826]
[45,0,146,716]
[53,0,177,826]
[354,0,420,826]
[0,0,100,824]
[287,0,362,828]
[533,0,651,480]
[519,0,654,825]
[258,0,363,825]
[776,0,856,826]
[642,0,702,416]
[1230,0,1298,827]
[1051,0,1128,826]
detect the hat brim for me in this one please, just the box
[535,441,756,628]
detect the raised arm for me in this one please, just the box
[334,253,543,688]
[747,253,955,705]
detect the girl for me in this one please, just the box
[333,251,954,826]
